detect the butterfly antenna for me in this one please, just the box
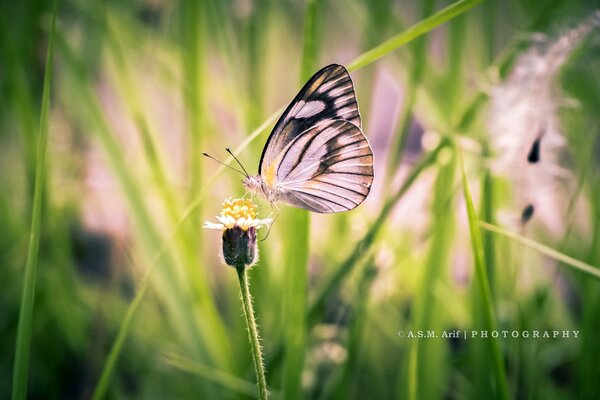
[202,152,247,177]
[226,148,250,178]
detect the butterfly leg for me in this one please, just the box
[260,209,280,241]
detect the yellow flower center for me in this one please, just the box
[221,198,257,221]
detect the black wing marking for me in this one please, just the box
[259,64,361,175]
[527,137,541,163]
[521,204,535,223]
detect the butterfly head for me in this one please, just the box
[243,175,279,204]
[243,175,268,198]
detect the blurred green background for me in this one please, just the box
[1,0,600,399]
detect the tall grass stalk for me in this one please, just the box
[406,148,456,400]
[182,0,204,204]
[460,152,509,400]
[330,257,378,400]
[11,3,56,399]
[578,189,600,396]
[280,1,321,398]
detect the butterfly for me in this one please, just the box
[242,64,374,213]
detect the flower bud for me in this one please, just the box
[204,197,272,268]
[222,225,257,267]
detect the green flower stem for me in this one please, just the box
[236,266,268,400]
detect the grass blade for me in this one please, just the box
[164,353,280,399]
[90,261,155,400]
[11,3,57,399]
[479,221,600,281]
[460,151,509,400]
[281,1,321,398]
[384,0,436,180]
[309,138,450,324]
[407,148,456,400]
[347,0,484,71]
[181,0,204,204]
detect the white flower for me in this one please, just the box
[204,197,272,267]
[203,198,272,231]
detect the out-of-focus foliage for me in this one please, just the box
[1,0,600,399]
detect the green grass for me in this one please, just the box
[460,150,509,400]
[347,0,484,71]
[10,3,56,399]
[3,0,600,399]
[479,221,600,281]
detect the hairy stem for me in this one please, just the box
[236,266,268,400]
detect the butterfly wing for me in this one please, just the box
[259,64,361,177]
[274,119,374,213]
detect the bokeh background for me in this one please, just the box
[1,0,600,399]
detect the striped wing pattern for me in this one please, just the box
[276,119,374,213]
[259,64,361,176]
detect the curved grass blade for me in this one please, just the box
[11,3,57,400]
[347,0,484,71]
[164,353,282,400]
[479,221,600,281]
[460,151,510,400]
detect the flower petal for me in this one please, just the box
[252,218,273,229]
[203,221,225,230]
[225,215,236,228]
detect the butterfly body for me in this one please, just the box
[243,175,281,205]
[246,64,374,214]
